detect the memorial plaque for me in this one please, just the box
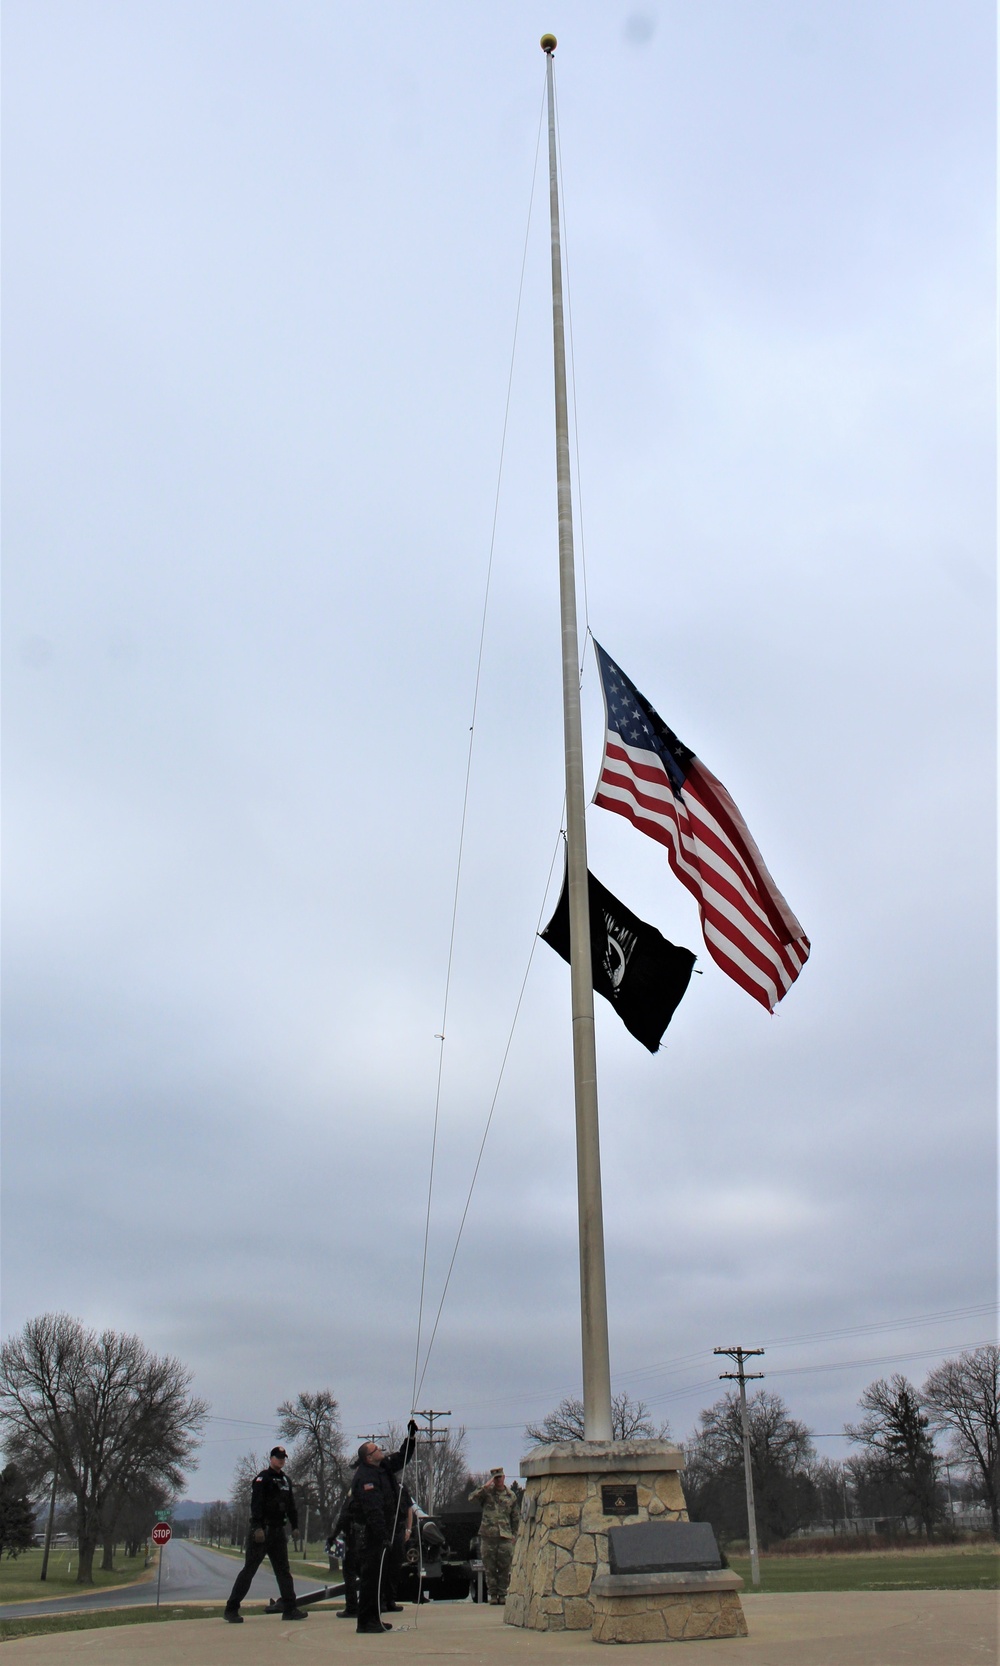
[608,1520,722,1575]
[600,1483,638,1517]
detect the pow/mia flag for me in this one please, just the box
[541,865,695,1053]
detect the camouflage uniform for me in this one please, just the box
[470,1477,519,1604]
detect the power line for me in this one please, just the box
[611,1303,995,1391]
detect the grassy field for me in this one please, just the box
[727,1544,999,1592]
[197,1539,336,1583]
[0,1605,225,1643]
[0,1547,152,1606]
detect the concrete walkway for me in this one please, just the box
[2,1591,996,1663]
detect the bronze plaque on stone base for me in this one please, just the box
[601,1483,638,1516]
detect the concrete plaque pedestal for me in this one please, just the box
[503,1440,746,1640]
[590,1570,747,1644]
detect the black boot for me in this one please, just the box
[223,1609,243,1624]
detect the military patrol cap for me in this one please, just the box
[490,1466,504,1476]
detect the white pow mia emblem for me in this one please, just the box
[602,913,637,998]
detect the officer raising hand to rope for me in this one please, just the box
[350,1421,417,1634]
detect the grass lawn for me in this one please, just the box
[197,1540,336,1583]
[0,1547,152,1606]
[0,1605,226,1642]
[727,1544,999,1592]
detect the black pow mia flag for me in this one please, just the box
[541,865,696,1053]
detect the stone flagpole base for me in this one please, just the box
[503,1440,747,1643]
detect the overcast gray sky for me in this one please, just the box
[2,0,995,1502]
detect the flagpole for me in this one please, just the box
[541,34,612,1444]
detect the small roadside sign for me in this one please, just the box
[152,1522,171,1607]
[155,1510,171,1521]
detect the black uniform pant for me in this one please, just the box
[226,1525,298,1614]
[357,1537,387,1628]
[381,1530,406,1607]
[341,1537,359,1612]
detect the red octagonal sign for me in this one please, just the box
[151,1523,172,1546]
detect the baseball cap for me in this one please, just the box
[270,1446,288,1459]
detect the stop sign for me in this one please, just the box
[151,1523,172,1546]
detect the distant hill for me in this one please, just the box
[173,1501,211,1521]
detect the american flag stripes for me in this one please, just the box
[592,642,810,1012]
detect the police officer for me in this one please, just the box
[469,1467,519,1604]
[331,1489,360,1619]
[350,1422,417,1634]
[223,1446,307,1623]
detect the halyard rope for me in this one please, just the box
[410,74,547,1417]
[412,822,565,1404]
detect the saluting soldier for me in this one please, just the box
[224,1446,308,1623]
[470,1467,519,1604]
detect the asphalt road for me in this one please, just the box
[0,1538,331,1620]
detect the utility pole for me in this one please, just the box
[413,1409,451,1516]
[945,1460,956,1525]
[715,1346,765,1589]
[39,1473,58,1581]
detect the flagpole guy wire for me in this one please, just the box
[410,80,548,1415]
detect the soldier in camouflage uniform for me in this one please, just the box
[469,1468,519,1604]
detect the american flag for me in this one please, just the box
[592,641,810,1012]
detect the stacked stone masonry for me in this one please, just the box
[591,1589,748,1644]
[504,1442,691,1634]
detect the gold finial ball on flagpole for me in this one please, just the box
[540,34,557,54]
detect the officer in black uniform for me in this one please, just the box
[224,1446,307,1622]
[331,1488,360,1619]
[350,1422,417,1634]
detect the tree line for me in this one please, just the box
[4,1311,993,1580]
[523,1346,999,1548]
[0,1313,207,1581]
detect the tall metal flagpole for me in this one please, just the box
[541,34,612,1443]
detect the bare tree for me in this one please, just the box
[524,1392,669,1446]
[809,1457,849,1534]
[0,1313,207,1583]
[202,1499,235,1548]
[845,1375,939,1540]
[112,1478,173,1559]
[277,1391,346,1538]
[228,1450,263,1543]
[98,1470,175,1568]
[845,1449,911,1527]
[684,1390,815,1548]
[922,1346,1000,1538]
